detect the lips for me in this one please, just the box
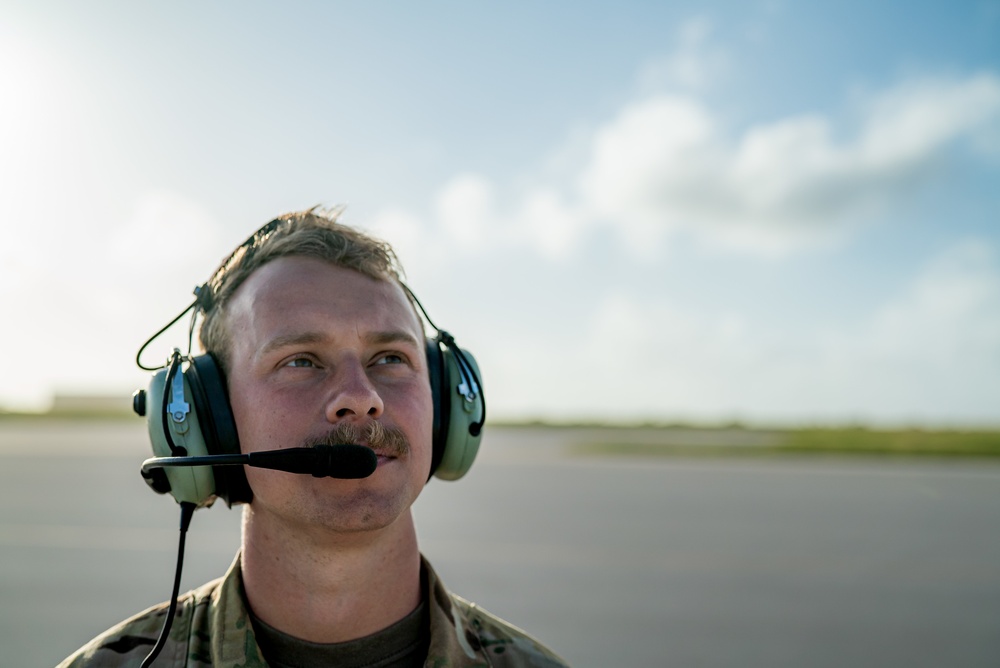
[304,421,410,460]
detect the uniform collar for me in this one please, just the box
[209,552,489,667]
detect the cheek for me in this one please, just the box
[230,396,261,454]
[390,382,434,456]
[415,390,436,467]
[227,373,280,453]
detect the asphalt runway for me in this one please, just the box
[2,421,998,667]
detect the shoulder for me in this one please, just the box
[423,554,570,667]
[450,594,570,668]
[56,578,223,668]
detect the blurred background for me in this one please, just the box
[2,0,998,424]
[1,1,999,666]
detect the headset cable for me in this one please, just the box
[141,501,196,668]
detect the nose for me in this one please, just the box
[323,361,384,423]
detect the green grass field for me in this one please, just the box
[4,410,999,459]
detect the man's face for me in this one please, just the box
[223,256,433,534]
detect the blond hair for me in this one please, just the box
[198,208,404,370]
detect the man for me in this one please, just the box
[59,209,568,667]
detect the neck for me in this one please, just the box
[239,504,422,644]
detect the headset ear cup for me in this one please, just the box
[143,363,217,507]
[433,346,484,481]
[186,354,252,506]
[425,339,449,478]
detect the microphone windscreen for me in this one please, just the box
[311,444,378,479]
[244,445,377,479]
[244,448,319,474]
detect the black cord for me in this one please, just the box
[136,300,199,371]
[137,219,286,372]
[436,330,486,435]
[401,283,440,332]
[450,344,486,436]
[186,304,197,356]
[402,284,486,436]
[140,502,196,668]
[160,352,187,456]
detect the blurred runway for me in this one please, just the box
[2,420,999,667]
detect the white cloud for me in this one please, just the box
[580,95,718,254]
[490,240,1000,424]
[434,174,498,251]
[83,190,226,338]
[364,207,440,281]
[385,71,1000,267]
[108,190,223,272]
[515,189,585,260]
[0,189,225,411]
[481,286,774,422]
[0,32,120,295]
[385,173,587,264]
[870,241,1000,352]
[840,240,1000,419]
[580,73,1000,256]
[636,16,728,92]
[860,74,1000,165]
[360,66,1000,425]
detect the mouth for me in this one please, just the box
[370,451,398,467]
[306,422,410,467]
[343,442,398,468]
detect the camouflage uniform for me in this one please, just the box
[58,554,569,668]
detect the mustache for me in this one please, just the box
[303,421,409,458]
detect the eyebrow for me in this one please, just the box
[259,329,421,356]
[260,332,327,356]
[365,329,422,348]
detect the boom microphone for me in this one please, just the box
[142,444,378,480]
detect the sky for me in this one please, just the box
[1,1,998,425]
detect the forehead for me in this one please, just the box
[226,256,423,342]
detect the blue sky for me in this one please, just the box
[2,1,998,424]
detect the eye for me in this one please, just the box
[374,353,405,366]
[285,357,316,368]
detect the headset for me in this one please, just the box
[131,216,487,667]
[134,217,486,509]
